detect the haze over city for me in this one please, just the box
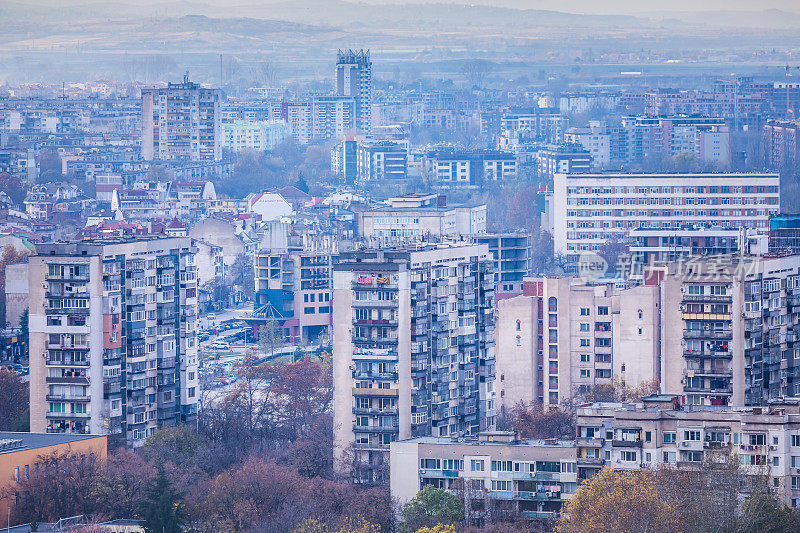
[2,0,800,532]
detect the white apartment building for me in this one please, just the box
[565,124,611,168]
[577,397,800,508]
[496,276,659,410]
[221,120,290,152]
[332,244,496,483]
[28,238,199,448]
[391,433,577,522]
[358,194,487,240]
[551,172,781,261]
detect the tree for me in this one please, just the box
[0,172,26,204]
[736,490,800,533]
[496,401,575,440]
[8,451,101,526]
[416,526,457,533]
[0,368,28,430]
[139,425,206,469]
[296,174,310,194]
[229,253,254,293]
[93,449,156,519]
[556,467,680,533]
[138,465,186,533]
[400,485,464,533]
[37,149,62,182]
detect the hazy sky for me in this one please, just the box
[30,0,800,14]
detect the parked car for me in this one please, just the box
[210,341,230,351]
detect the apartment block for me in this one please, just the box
[141,77,222,162]
[629,225,762,265]
[423,149,517,188]
[28,238,199,448]
[357,194,487,240]
[332,244,496,483]
[254,233,339,343]
[313,96,357,139]
[576,397,800,507]
[660,254,800,407]
[764,120,800,170]
[551,172,780,261]
[356,141,408,184]
[536,144,592,181]
[473,233,532,297]
[221,119,290,151]
[496,276,660,411]
[336,49,373,133]
[391,433,577,522]
[500,110,568,144]
[770,214,800,254]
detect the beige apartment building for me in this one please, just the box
[577,396,800,508]
[332,244,496,483]
[28,238,199,448]
[496,276,659,410]
[390,432,577,522]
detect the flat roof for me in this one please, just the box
[398,436,575,447]
[0,432,105,455]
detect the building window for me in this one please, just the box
[471,459,484,472]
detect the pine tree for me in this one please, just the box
[138,465,186,533]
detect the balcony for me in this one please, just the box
[577,457,605,466]
[518,491,561,500]
[353,422,398,433]
[46,411,90,419]
[612,439,642,447]
[521,511,557,520]
[46,376,89,385]
[683,330,732,340]
[46,357,89,367]
[684,368,733,378]
[683,350,732,359]
[682,294,732,303]
[490,490,514,500]
[46,394,90,402]
[352,387,399,397]
[353,407,399,415]
[352,371,398,380]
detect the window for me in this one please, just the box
[597,306,609,315]
[491,460,512,472]
[471,459,484,472]
[684,430,701,441]
[621,451,637,462]
[492,480,512,491]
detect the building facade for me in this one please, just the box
[332,244,496,482]
[660,255,800,407]
[551,172,781,261]
[576,397,800,508]
[496,276,660,411]
[391,433,577,522]
[141,77,222,162]
[28,238,199,448]
[336,49,373,134]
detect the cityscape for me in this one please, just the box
[3,0,800,531]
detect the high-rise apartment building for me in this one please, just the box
[660,255,800,407]
[332,244,496,482]
[473,233,532,297]
[141,76,222,162]
[254,233,339,343]
[28,238,199,448]
[336,49,373,134]
[550,172,780,261]
[496,276,660,411]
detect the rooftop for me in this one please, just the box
[0,432,104,455]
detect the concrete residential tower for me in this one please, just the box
[28,238,199,448]
[332,244,496,482]
[336,49,373,134]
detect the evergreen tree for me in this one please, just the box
[138,465,186,533]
